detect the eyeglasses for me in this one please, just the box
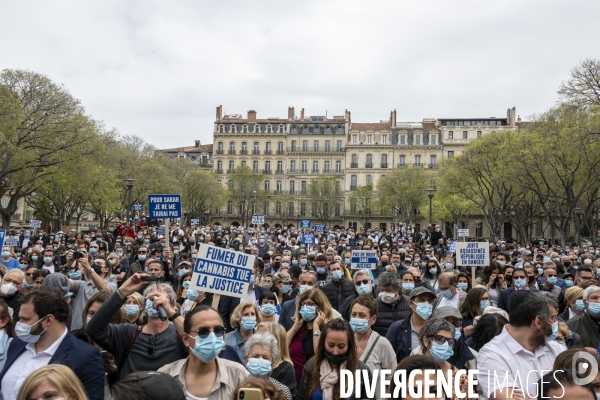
[430,335,456,347]
[355,279,370,285]
[188,326,225,339]
[25,272,34,277]
[555,336,567,343]
[148,334,155,356]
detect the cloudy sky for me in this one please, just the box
[2,0,598,149]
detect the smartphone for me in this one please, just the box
[141,276,161,282]
[237,388,261,400]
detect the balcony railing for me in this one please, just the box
[334,169,344,174]
[262,169,272,174]
[380,163,388,168]
[287,147,345,153]
[276,149,285,154]
[228,150,236,154]
[350,185,357,190]
[350,163,358,168]
[288,169,297,174]
[226,169,235,174]
[252,150,260,154]
[323,169,330,174]
[216,169,224,174]
[365,163,373,168]
[312,169,319,174]
[300,169,308,173]
[264,150,272,155]
[414,162,423,167]
[429,163,437,169]
[240,149,248,154]
[275,169,284,174]
[397,163,406,167]
[216,149,224,154]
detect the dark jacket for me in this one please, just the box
[567,312,600,348]
[372,295,411,336]
[279,298,298,331]
[340,291,377,321]
[1,292,22,322]
[0,332,105,400]
[386,313,413,362]
[321,279,356,312]
[272,360,297,397]
[296,358,372,400]
[219,284,268,331]
[498,286,539,313]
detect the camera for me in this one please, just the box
[73,251,84,259]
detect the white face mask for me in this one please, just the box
[0,283,17,296]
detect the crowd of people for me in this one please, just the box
[0,220,599,400]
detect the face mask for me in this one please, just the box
[0,251,9,258]
[300,259,307,266]
[564,280,574,288]
[292,260,298,266]
[350,318,369,334]
[15,316,47,343]
[138,235,143,240]
[0,283,18,296]
[516,258,522,263]
[179,268,190,275]
[440,289,453,299]
[332,271,344,280]
[344,258,351,265]
[182,281,191,289]
[456,282,468,292]
[282,263,289,268]
[537,268,544,276]
[89,248,97,254]
[497,260,506,267]
[504,275,513,282]
[144,240,150,244]
[324,349,348,365]
[281,284,291,294]
[24,234,30,238]
[588,302,600,317]
[514,278,527,288]
[379,292,397,304]
[317,267,326,275]
[198,237,205,242]
[186,289,198,301]
[454,329,462,340]
[246,357,272,377]
[402,283,415,292]
[299,285,312,294]
[545,321,559,342]
[259,239,265,244]
[547,276,558,285]
[240,317,257,331]
[125,304,140,316]
[31,255,38,261]
[145,299,160,318]
[444,263,454,270]
[528,275,536,283]
[190,332,225,363]
[480,300,491,311]
[191,254,198,259]
[300,305,316,321]
[43,257,53,264]
[356,283,372,295]
[413,302,433,320]
[15,253,21,257]
[430,341,454,362]
[68,271,81,280]
[429,268,437,275]
[260,304,276,315]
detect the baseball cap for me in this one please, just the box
[409,286,435,300]
[138,372,185,400]
[434,306,462,320]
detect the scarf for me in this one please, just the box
[319,359,345,400]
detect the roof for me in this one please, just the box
[160,144,213,153]
[350,123,391,131]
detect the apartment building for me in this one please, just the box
[159,140,213,171]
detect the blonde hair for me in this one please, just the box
[127,292,146,323]
[293,289,333,325]
[230,301,261,330]
[564,286,584,307]
[257,322,293,367]
[17,364,87,400]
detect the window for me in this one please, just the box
[279,125,285,133]
[290,160,296,172]
[289,181,295,194]
[311,202,317,217]
[302,140,308,151]
[201,155,208,164]
[431,135,436,145]
[415,135,421,145]
[463,131,468,139]
[301,161,307,173]
[448,131,453,139]
[336,140,343,151]
[382,135,387,144]
[448,151,454,159]
[381,154,387,166]
[313,141,319,151]
[252,160,259,172]
[301,180,307,194]
[217,142,223,152]
[324,161,330,173]
[263,202,269,215]
[231,124,236,133]
[241,142,247,152]
[255,124,261,133]
[535,221,542,237]
[264,180,270,191]
[291,140,297,151]
[303,126,309,134]
[335,181,341,195]
[228,160,234,170]
[335,203,341,217]
[336,161,342,173]
[276,202,282,215]
[229,141,235,152]
[367,135,372,144]
[430,155,437,167]
[227,181,233,190]
[265,142,271,152]
[276,180,282,191]
[266,125,273,133]
[241,160,246,167]
[300,202,306,217]
[366,175,372,185]
[217,160,223,171]
[350,199,357,214]
[351,154,358,165]
[278,141,284,152]
[350,175,357,190]
[288,202,294,216]
[265,161,271,171]
[352,135,358,144]
[314,125,320,134]
[325,126,331,133]
[477,131,482,137]
[253,142,259,153]
[399,155,406,166]
[414,155,421,166]
[218,125,224,133]
[400,135,406,145]
[366,154,372,168]
[325,141,330,152]
[242,125,248,133]
[277,161,283,172]
[227,201,233,214]
[337,125,344,134]
[312,160,319,173]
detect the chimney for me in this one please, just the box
[511,107,517,127]
[288,106,295,120]
[345,109,351,123]
[517,115,522,123]
[390,109,397,128]
[300,108,304,121]
[216,105,222,121]
[247,110,257,122]
[195,140,201,147]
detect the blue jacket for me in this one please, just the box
[386,312,414,363]
[498,286,539,312]
[0,332,105,400]
[219,284,268,331]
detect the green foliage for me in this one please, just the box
[227,165,266,226]
[183,170,228,224]
[376,167,428,225]
[305,176,342,224]
[347,184,374,227]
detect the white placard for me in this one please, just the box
[351,250,377,270]
[458,229,469,237]
[191,244,255,299]
[456,242,490,266]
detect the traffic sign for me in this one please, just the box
[148,194,181,219]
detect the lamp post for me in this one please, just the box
[574,207,584,246]
[426,188,436,227]
[124,178,136,224]
[252,190,257,226]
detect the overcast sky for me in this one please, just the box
[2,0,599,149]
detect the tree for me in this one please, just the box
[228,165,266,226]
[432,193,479,237]
[376,167,428,226]
[437,131,519,241]
[558,58,600,107]
[271,190,296,227]
[182,170,228,225]
[0,69,97,228]
[347,184,374,228]
[305,176,342,225]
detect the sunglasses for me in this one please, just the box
[189,326,225,339]
[430,334,456,347]
[355,279,370,285]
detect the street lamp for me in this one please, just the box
[252,190,257,219]
[426,188,436,227]
[574,207,584,246]
[124,178,136,224]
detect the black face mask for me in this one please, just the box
[505,275,513,282]
[528,275,536,283]
[564,262,570,267]
[381,261,388,268]
[324,350,348,365]
[274,262,281,268]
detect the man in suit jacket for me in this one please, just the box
[498,269,538,313]
[0,288,104,400]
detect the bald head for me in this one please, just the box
[438,272,456,285]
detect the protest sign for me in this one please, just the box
[314,224,325,233]
[300,220,311,229]
[455,242,490,266]
[351,250,377,270]
[302,234,317,245]
[148,194,181,219]
[252,214,265,225]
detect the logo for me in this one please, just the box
[571,351,599,385]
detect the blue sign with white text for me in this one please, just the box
[302,234,317,245]
[148,194,181,219]
[133,204,143,211]
[0,230,5,250]
[300,220,311,229]
[314,224,325,233]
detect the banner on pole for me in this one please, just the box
[351,250,377,270]
[456,242,490,266]
[148,194,181,219]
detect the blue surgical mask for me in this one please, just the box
[138,254,147,261]
[292,260,298,266]
[430,341,453,362]
[344,258,351,265]
[402,283,415,292]
[564,280,574,288]
[190,332,225,363]
[547,276,558,285]
[240,317,257,332]
[332,271,344,280]
[454,329,462,340]
[24,234,30,238]
[317,267,326,275]
[444,263,454,270]
[31,255,38,261]
[413,301,432,320]
[545,321,559,342]
[281,284,291,294]
[300,305,316,321]
[246,357,272,378]
[182,281,191,289]
[1,251,9,258]
[350,318,369,334]
[15,316,47,343]
[186,289,198,301]
[575,299,586,312]
[89,248,97,254]
[298,285,312,294]
[440,289,453,299]
[588,302,600,316]
[43,257,52,264]
[174,250,179,255]
[480,300,491,311]
[260,304,276,315]
[429,268,437,275]
[514,278,527,288]
[457,282,468,292]
[357,283,372,295]
[179,268,190,276]
[538,268,544,276]
[145,299,160,318]
[300,259,307,266]
[125,305,140,316]
[191,254,198,259]
[68,271,81,280]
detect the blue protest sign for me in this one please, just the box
[252,214,265,225]
[157,227,165,236]
[191,219,200,225]
[191,244,256,299]
[4,236,19,247]
[133,204,143,211]
[302,234,317,245]
[448,240,457,254]
[300,220,311,229]
[0,230,5,250]
[351,250,377,270]
[314,224,325,233]
[29,220,41,228]
[148,194,181,219]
